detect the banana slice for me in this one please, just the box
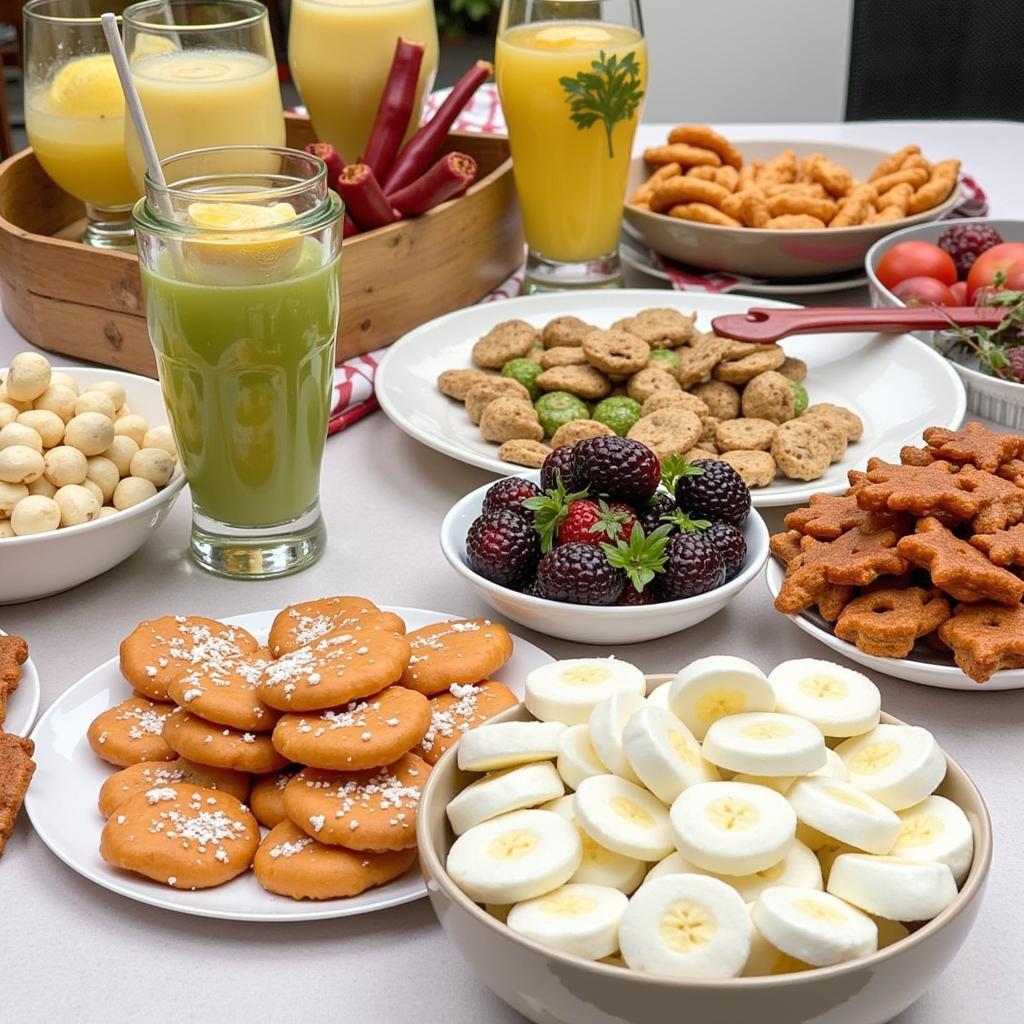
[447,761,564,835]
[557,724,608,790]
[816,839,858,883]
[619,874,752,979]
[668,656,775,739]
[647,682,671,708]
[526,658,646,726]
[643,850,702,887]
[751,886,877,967]
[731,773,796,794]
[669,781,796,876]
[574,775,675,861]
[702,712,827,777]
[543,794,647,894]
[623,706,720,803]
[890,795,974,885]
[812,747,850,782]
[796,821,834,852]
[872,914,911,949]
[446,808,583,904]
[836,724,946,811]
[743,918,814,976]
[457,721,567,773]
[507,883,627,960]
[827,853,958,921]
[589,691,647,783]
[768,659,881,738]
[787,777,901,855]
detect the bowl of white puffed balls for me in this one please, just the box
[0,353,186,603]
[417,656,991,1024]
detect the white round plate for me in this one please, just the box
[375,288,967,508]
[620,230,869,296]
[1,628,40,736]
[26,605,554,922]
[765,561,1024,691]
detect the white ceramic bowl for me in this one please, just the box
[439,471,769,645]
[0,367,185,604]
[624,140,961,279]
[865,217,1024,430]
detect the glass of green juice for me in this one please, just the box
[132,145,343,579]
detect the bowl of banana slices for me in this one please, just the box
[418,655,991,1024]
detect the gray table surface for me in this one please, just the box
[2,122,1022,1024]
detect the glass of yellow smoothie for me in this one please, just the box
[122,0,286,193]
[132,146,343,579]
[288,0,439,162]
[23,0,138,248]
[497,0,647,291]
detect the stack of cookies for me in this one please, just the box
[0,634,35,858]
[89,597,517,899]
[772,422,1024,683]
[438,307,862,488]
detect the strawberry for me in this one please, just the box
[556,499,638,547]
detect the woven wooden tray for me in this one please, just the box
[0,115,523,375]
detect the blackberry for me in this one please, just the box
[481,476,542,520]
[535,542,625,605]
[638,492,678,536]
[573,436,661,505]
[465,511,539,588]
[618,584,656,606]
[541,445,581,492]
[675,459,751,527]
[703,521,747,580]
[937,223,1003,279]
[659,531,725,600]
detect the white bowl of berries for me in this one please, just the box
[440,437,769,645]
[866,217,1024,430]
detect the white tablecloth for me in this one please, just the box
[2,121,1022,1024]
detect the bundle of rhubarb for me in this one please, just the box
[306,40,491,237]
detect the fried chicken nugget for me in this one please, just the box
[767,192,838,222]
[869,145,920,181]
[739,189,771,227]
[737,161,761,190]
[828,183,876,227]
[644,143,721,168]
[764,182,828,199]
[872,204,906,224]
[669,203,742,228]
[766,214,826,230]
[875,181,914,213]
[908,159,960,213]
[870,166,929,194]
[651,175,732,214]
[758,148,798,185]
[902,153,930,172]
[689,165,740,191]
[810,156,854,197]
[629,161,681,204]
[667,125,743,169]
[799,153,825,183]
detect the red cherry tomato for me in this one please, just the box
[892,276,956,307]
[998,265,1024,292]
[876,241,958,290]
[948,281,969,305]
[967,242,1024,301]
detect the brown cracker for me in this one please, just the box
[923,422,1021,473]
[0,732,34,857]
[834,587,951,659]
[938,603,1024,683]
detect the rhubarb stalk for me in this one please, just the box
[360,38,425,180]
[388,152,477,217]
[304,142,346,193]
[336,163,399,231]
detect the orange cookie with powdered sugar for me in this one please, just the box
[267,596,406,658]
[87,696,181,767]
[249,767,300,828]
[414,680,518,766]
[400,619,513,696]
[163,712,289,774]
[98,757,251,818]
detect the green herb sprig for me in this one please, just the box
[560,50,644,158]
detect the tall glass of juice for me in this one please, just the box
[496,0,646,292]
[132,146,343,579]
[122,0,286,193]
[23,0,138,248]
[288,0,439,162]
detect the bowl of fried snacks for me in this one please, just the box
[624,128,961,279]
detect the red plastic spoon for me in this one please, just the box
[711,306,1008,344]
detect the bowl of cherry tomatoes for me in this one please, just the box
[866,218,1024,429]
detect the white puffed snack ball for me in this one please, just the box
[142,425,177,460]
[85,456,120,501]
[33,384,77,423]
[43,445,88,487]
[129,447,174,487]
[17,409,64,448]
[49,371,78,394]
[54,483,100,526]
[115,403,133,420]
[0,520,14,537]
[28,476,57,498]
[96,506,118,519]
[113,414,149,447]
[0,445,45,484]
[80,478,104,504]
[0,383,30,412]
[11,494,61,535]
[74,390,117,420]
[64,411,115,456]
[0,421,43,453]
[5,352,52,402]
[113,475,157,510]
[105,435,139,476]
[89,380,126,411]
[0,403,18,428]
[0,481,29,517]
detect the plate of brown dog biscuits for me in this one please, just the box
[1,630,39,738]
[25,600,553,921]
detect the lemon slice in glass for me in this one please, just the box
[533,25,613,48]
[48,55,124,118]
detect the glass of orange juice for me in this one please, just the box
[288,0,439,163]
[122,0,286,193]
[23,0,138,248]
[497,0,647,291]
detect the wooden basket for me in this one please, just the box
[0,115,524,375]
